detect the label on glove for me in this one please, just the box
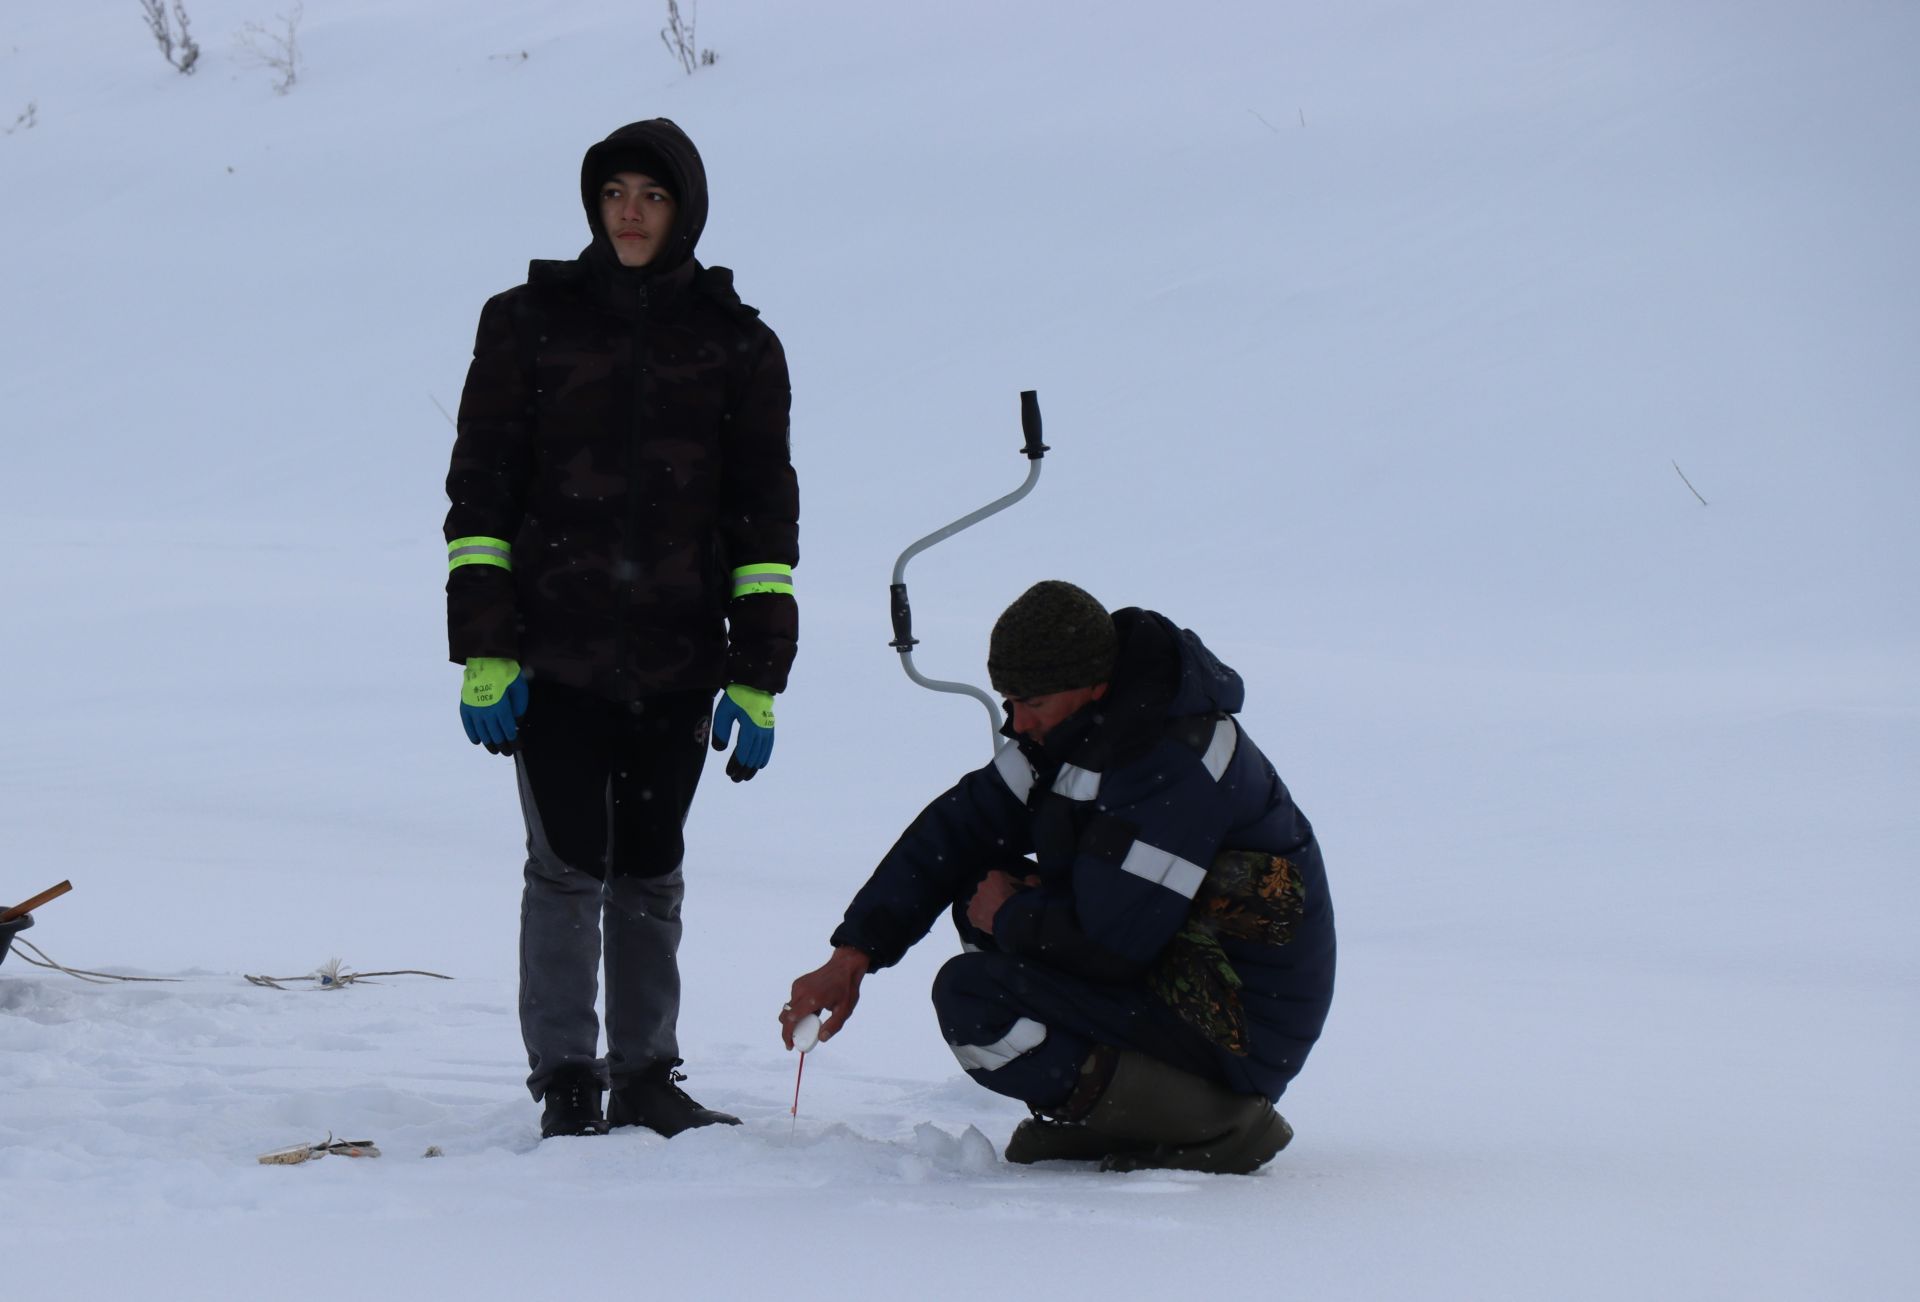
[725,684,776,730]
[463,658,519,707]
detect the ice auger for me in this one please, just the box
[887,391,1048,754]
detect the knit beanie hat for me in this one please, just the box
[987,581,1117,698]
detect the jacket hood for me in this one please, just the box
[579,118,709,277]
[1112,608,1244,718]
[1160,616,1245,717]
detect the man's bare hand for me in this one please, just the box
[965,869,1037,936]
[781,946,871,1048]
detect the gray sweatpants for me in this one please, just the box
[511,683,712,1099]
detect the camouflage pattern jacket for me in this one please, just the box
[830,610,1336,1100]
[444,119,798,699]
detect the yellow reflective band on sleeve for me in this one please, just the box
[448,536,513,572]
[731,563,795,598]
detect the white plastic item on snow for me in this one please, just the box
[791,1012,822,1053]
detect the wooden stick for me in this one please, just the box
[2,880,72,923]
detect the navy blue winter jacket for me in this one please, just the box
[832,608,1336,1098]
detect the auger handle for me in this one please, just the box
[1020,390,1047,460]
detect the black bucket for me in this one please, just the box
[0,911,34,968]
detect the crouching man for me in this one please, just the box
[780,581,1335,1174]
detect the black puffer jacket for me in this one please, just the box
[444,119,798,698]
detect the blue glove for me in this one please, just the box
[712,684,774,782]
[461,657,530,755]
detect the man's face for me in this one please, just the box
[598,171,677,267]
[1007,683,1108,744]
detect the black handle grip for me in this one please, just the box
[1020,390,1048,460]
[889,583,918,650]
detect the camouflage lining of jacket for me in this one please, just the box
[1148,848,1307,1055]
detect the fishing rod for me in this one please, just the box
[888,391,1049,753]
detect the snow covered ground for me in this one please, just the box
[3,2,1916,1297]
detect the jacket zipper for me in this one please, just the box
[615,280,648,696]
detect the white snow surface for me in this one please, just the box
[3,2,1917,1297]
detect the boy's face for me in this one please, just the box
[598,172,677,267]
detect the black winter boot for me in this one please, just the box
[1076,1050,1292,1175]
[1005,1114,1155,1165]
[539,1066,610,1139]
[1004,1047,1150,1165]
[607,1060,741,1137]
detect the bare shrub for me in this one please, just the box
[140,0,201,74]
[660,1,715,75]
[237,3,304,95]
[3,101,37,135]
